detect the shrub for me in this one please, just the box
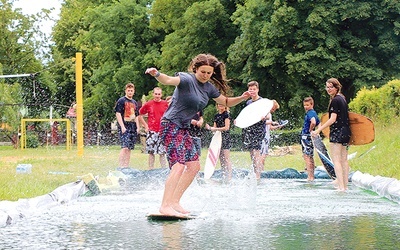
[26,132,40,148]
[349,79,400,123]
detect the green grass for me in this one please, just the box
[0,119,399,201]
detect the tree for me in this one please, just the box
[52,0,161,129]
[228,0,400,123]
[0,0,54,133]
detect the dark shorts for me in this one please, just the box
[242,123,265,151]
[161,120,198,168]
[301,135,314,156]
[221,133,231,150]
[330,126,351,146]
[118,123,137,150]
[145,131,166,154]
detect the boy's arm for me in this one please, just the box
[309,117,317,132]
[138,115,148,132]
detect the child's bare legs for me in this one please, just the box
[220,149,232,181]
[330,143,348,191]
[303,154,315,181]
[340,146,350,187]
[250,149,262,179]
[119,148,131,167]
[261,154,267,171]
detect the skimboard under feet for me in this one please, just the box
[146,213,196,221]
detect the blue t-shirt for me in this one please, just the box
[301,109,320,135]
[163,72,220,128]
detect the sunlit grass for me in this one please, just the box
[0,118,398,201]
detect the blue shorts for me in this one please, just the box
[119,123,137,150]
[301,135,314,156]
[161,120,198,168]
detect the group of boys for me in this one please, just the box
[114,84,169,170]
[115,82,320,181]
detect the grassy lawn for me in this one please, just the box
[0,119,398,201]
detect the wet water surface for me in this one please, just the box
[1,177,399,249]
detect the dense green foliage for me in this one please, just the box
[349,79,400,123]
[1,0,400,135]
[0,0,58,133]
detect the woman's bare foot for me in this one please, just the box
[172,203,190,214]
[159,206,185,217]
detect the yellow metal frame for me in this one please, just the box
[20,118,72,150]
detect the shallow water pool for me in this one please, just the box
[1,176,399,249]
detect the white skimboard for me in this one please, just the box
[235,98,274,128]
[204,131,222,179]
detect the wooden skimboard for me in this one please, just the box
[320,112,374,145]
[311,136,336,179]
[204,131,222,179]
[147,213,196,221]
[235,98,274,128]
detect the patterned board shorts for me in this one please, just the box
[301,135,314,156]
[119,124,137,150]
[160,120,198,168]
[243,124,265,151]
[145,131,166,154]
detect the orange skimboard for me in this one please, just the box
[320,112,374,145]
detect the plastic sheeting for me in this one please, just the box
[118,167,332,181]
[351,171,400,204]
[0,180,87,227]
[4,168,398,227]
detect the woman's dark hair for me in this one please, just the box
[188,54,231,95]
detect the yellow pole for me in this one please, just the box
[76,53,84,156]
[20,120,25,149]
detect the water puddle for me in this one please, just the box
[1,174,399,249]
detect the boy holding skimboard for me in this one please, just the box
[242,81,272,180]
[301,97,320,181]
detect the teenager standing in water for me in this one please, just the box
[206,103,233,181]
[312,78,351,191]
[145,54,250,216]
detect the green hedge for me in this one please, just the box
[349,79,400,123]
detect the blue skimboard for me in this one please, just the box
[311,136,336,179]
